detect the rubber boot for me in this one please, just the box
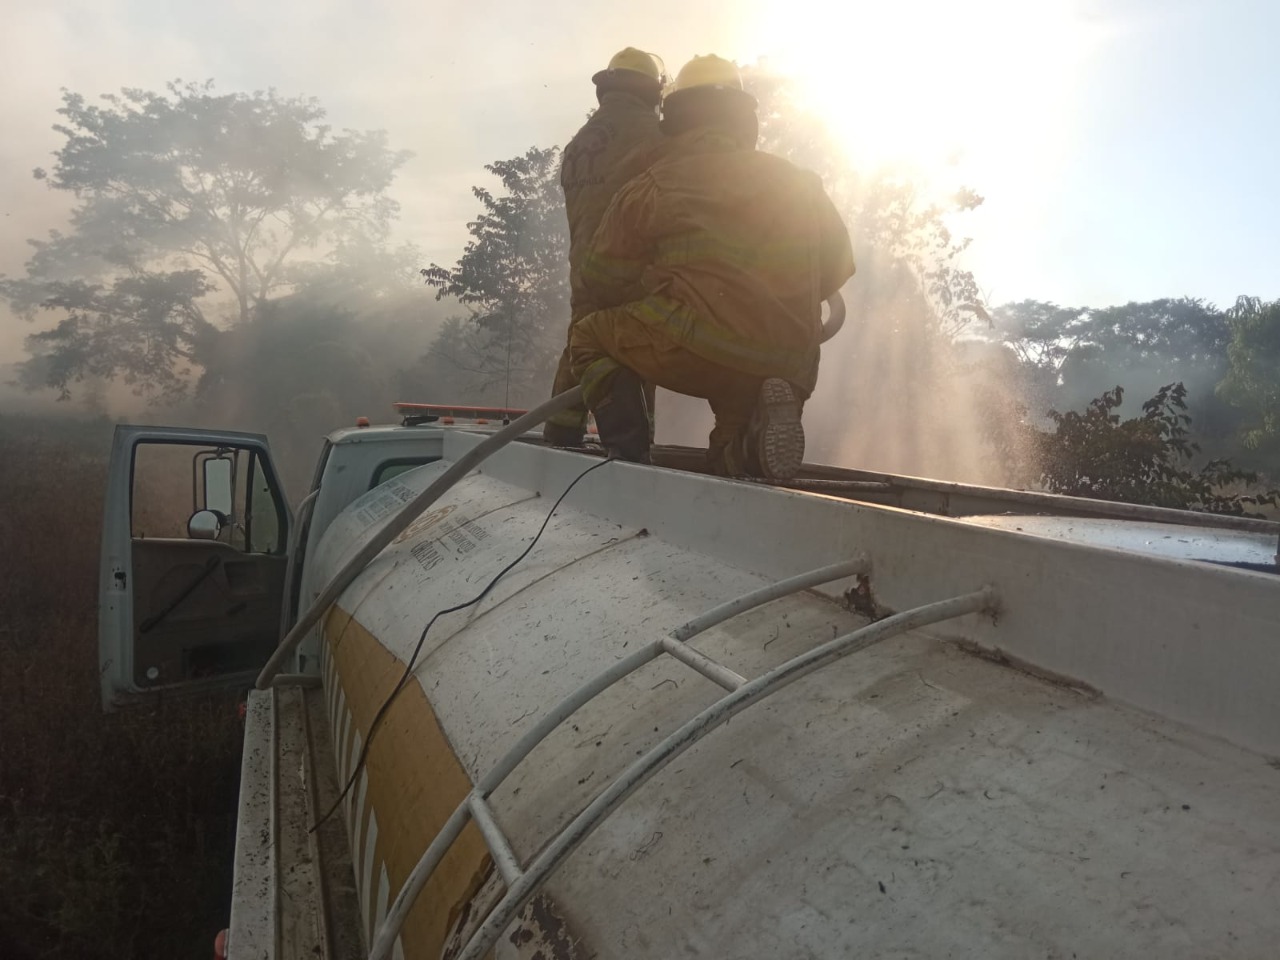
[542,421,585,447]
[744,377,805,480]
[591,367,652,464]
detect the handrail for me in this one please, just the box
[366,556,876,960]
[452,587,997,960]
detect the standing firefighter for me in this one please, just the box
[543,47,667,447]
[570,55,855,478]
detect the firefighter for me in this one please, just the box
[569,54,855,479]
[543,47,668,448]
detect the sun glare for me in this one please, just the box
[741,0,1104,191]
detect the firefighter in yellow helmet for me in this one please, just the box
[542,48,668,448]
[569,54,855,478]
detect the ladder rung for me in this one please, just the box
[660,636,746,691]
[467,795,523,886]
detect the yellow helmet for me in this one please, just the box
[659,53,757,144]
[667,54,744,96]
[592,48,667,87]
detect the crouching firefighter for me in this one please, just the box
[543,47,668,448]
[570,54,855,479]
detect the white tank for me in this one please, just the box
[306,430,1280,960]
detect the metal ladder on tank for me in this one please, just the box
[367,556,998,960]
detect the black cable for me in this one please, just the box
[312,455,615,832]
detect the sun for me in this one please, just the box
[738,0,1106,190]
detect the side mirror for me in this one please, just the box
[188,509,223,540]
[203,457,234,516]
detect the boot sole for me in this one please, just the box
[756,378,805,480]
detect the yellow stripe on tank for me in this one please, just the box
[325,605,492,957]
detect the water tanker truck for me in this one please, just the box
[99,340,1280,958]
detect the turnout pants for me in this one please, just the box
[570,305,768,474]
[546,318,657,441]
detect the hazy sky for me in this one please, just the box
[2,0,1278,364]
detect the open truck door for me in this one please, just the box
[99,425,293,710]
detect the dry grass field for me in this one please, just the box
[0,414,244,960]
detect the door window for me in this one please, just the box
[125,439,288,689]
[132,443,201,539]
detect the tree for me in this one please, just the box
[419,147,568,407]
[985,299,1090,374]
[989,298,1233,409]
[1218,296,1280,467]
[18,269,217,402]
[1,80,411,400]
[1037,382,1275,515]
[984,297,1245,471]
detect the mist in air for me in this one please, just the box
[1,0,1278,493]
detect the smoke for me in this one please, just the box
[3,286,454,501]
[174,290,454,498]
[4,4,1270,494]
